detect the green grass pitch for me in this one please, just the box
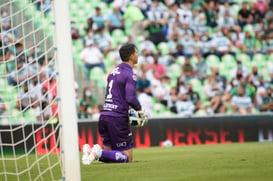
[82,142,273,181]
[1,142,273,181]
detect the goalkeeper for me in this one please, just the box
[82,43,148,164]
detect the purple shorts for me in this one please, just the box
[98,114,133,151]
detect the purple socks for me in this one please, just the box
[99,150,128,163]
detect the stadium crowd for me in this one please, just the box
[74,0,273,118]
[1,0,273,123]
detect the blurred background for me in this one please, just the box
[0,0,273,124]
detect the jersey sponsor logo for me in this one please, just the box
[110,67,120,76]
[116,141,127,148]
[115,152,127,161]
[103,103,118,111]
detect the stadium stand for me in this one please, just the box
[1,0,273,123]
[69,0,273,118]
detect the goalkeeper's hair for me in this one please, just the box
[119,43,136,62]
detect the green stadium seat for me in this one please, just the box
[237,53,252,69]
[176,56,185,65]
[157,42,169,55]
[168,63,181,80]
[219,62,232,81]
[152,102,167,117]
[222,54,236,70]
[190,56,198,64]
[206,54,220,67]
[23,108,36,122]
[105,51,117,71]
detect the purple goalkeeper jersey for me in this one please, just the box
[101,63,141,117]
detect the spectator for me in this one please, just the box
[166,87,178,114]
[16,82,34,111]
[231,60,249,80]
[186,83,202,112]
[204,0,218,28]
[256,0,268,18]
[82,27,94,48]
[168,33,180,55]
[137,87,153,117]
[107,3,125,34]
[195,52,208,82]
[242,31,257,58]
[191,8,207,35]
[270,61,273,84]
[255,77,267,108]
[7,60,29,86]
[249,2,261,24]
[139,37,156,56]
[199,32,212,57]
[176,76,187,96]
[123,1,149,41]
[230,85,253,114]
[237,2,253,28]
[214,67,227,90]
[0,36,11,62]
[36,0,51,14]
[182,57,196,80]
[151,77,170,106]
[180,34,195,58]
[42,74,57,99]
[211,31,233,59]
[29,75,42,102]
[90,6,106,29]
[261,35,273,54]
[218,9,236,29]
[230,77,256,105]
[175,90,195,116]
[41,86,52,103]
[93,26,113,56]
[177,0,193,26]
[79,40,106,79]
[205,75,226,113]
[71,20,80,40]
[260,87,273,112]
[137,70,152,96]
[36,100,52,121]
[150,54,166,80]
[78,87,99,119]
[265,4,273,24]
[0,94,6,116]
[249,65,261,88]
[145,0,168,45]
[0,8,11,32]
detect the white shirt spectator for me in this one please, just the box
[211,34,231,52]
[151,79,169,101]
[80,43,103,64]
[139,40,156,54]
[176,99,195,116]
[256,86,266,106]
[93,32,112,51]
[36,104,52,121]
[29,83,42,101]
[231,95,252,109]
[180,36,195,55]
[205,82,223,98]
[138,92,153,116]
[218,16,235,29]
[177,7,192,25]
[231,66,249,78]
